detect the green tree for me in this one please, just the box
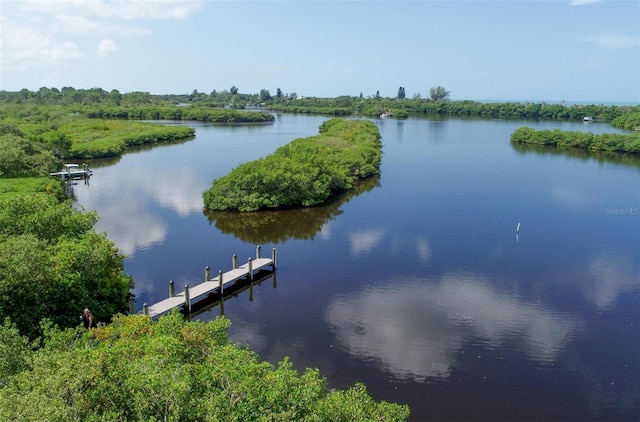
[0,134,59,177]
[260,88,272,101]
[230,85,239,95]
[397,86,406,99]
[429,86,451,101]
[0,319,32,387]
[0,193,132,339]
[107,88,122,105]
[0,312,410,421]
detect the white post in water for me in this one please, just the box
[271,248,277,269]
[516,223,521,233]
[256,245,261,259]
[169,279,175,297]
[205,266,210,281]
[218,270,224,294]
[248,257,253,280]
[232,254,238,269]
[184,285,191,313]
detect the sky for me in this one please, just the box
[1,0,638,103]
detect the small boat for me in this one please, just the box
[50,163,92,180]
[380,111,391,119]
[583,116,593,122]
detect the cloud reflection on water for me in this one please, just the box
[586,252,640,309]
[348,228,385,255]
[325,274,580,382]
[77,164,205,256]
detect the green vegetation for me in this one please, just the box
[206,176,380,244]
[0,177,65,199]
[0,311,409,421]
[82,104,275,124]
[610,111,640,131]
[510,127,640,154]
[0,188,133,340]
[1,104,196,159]
[203,118,383,212]
[1,87,275,160]
[267,96,638,122]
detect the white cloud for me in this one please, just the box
[19,0,203,21]
[55,15,152,37]
[41,41,83,60]
[1,0,201,72]
[589,32,639,49]
[0,23,50,64]
[97,38,118,57]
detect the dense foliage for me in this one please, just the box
[0,312,410,421]
[510,127,640,154]
[0,189,133,340]
[610,111,640,131]
[203,118,383,211]
[267,97,638,122]
[81,105,275,124]
[0,104,195,159]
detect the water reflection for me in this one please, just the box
[93,200,167,257]
[348,228,385,256]
[205,176,380,244]
[586,251,640,310]
[325,274,580,382]
[510,142,640,169]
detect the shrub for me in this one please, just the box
[203,119,383,211]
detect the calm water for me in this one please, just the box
[73,114,639,421]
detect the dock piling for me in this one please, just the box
[143,303,149,316]
[184,285,191,313]
[142,248,277,318]
[232,254,238,269]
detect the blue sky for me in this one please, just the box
[1,0,638,103]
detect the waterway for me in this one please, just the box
[73,114,639,421]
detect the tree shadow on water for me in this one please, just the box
[204,176,381,244]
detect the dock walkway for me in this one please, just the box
[143,247,276,318]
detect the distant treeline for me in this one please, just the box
[81,105,274,124]
[510,127,640,154]
[3,87,637,123]
[269,97,638,121]
[0,87,274,124]
[203,118,383,212]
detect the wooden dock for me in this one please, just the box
[142,246,276,318]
